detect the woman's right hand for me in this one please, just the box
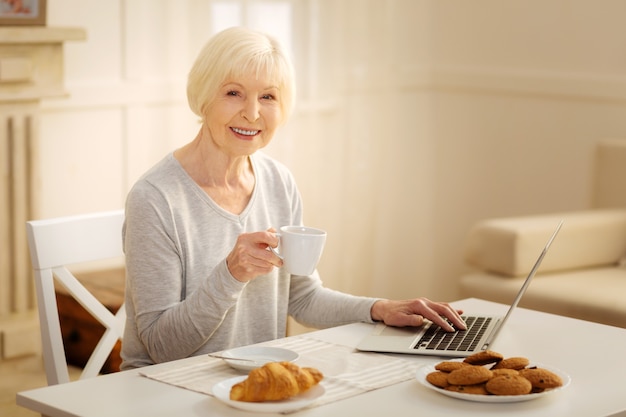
[226,229,283,282]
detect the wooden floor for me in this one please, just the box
[0,355,81,417]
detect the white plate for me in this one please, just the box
[416,362,571,403]
[212,375,325,413]
[218,346,299,372]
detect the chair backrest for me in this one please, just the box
[26,210,126,385]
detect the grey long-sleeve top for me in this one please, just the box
[120,152,378,370]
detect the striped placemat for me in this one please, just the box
[140,335,421,412]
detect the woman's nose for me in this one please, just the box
[241,98,260,121]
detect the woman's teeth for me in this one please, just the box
[232,127,258,136]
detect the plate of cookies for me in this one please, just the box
[416,350,570,403]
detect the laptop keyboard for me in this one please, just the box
[414,316,492,352]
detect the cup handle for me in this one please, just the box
[268,233,283,259]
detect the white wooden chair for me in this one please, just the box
[26,210,126,385]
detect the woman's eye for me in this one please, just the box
[226,90,239,97]
[261,94,275,100]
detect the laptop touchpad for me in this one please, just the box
[377,325,423,337]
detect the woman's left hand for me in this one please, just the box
[370,298,466,332]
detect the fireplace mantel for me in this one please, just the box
[0,26,85,42]
[0,26,86,360]
[0,26,86,101]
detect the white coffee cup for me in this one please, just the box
[270,226,327,276]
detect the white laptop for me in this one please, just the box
[356,220,563,357]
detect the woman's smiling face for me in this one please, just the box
[204,71,283,158]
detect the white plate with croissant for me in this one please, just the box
[212,375,325,413]
[212,362,325,413]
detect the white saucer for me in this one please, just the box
[212,375,324,413]
[218,346,299,372]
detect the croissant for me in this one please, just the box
[229,361,323,402]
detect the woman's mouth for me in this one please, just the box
[231,127,259,137]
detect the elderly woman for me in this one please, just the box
[120,27,465,370]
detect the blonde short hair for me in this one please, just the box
[187,27,296,124]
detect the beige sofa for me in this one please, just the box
[460,139,626,329]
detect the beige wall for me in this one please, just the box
[36,0,626,307]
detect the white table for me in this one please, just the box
[16,298,626,417]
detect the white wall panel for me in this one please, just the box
[125,104,199,190]
[36,109,124,218]
[47,0,123,82]
[123,0,193,80]
[43,0,196,220]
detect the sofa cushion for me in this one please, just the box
[463,209,626,277]
[460,267,626,328]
